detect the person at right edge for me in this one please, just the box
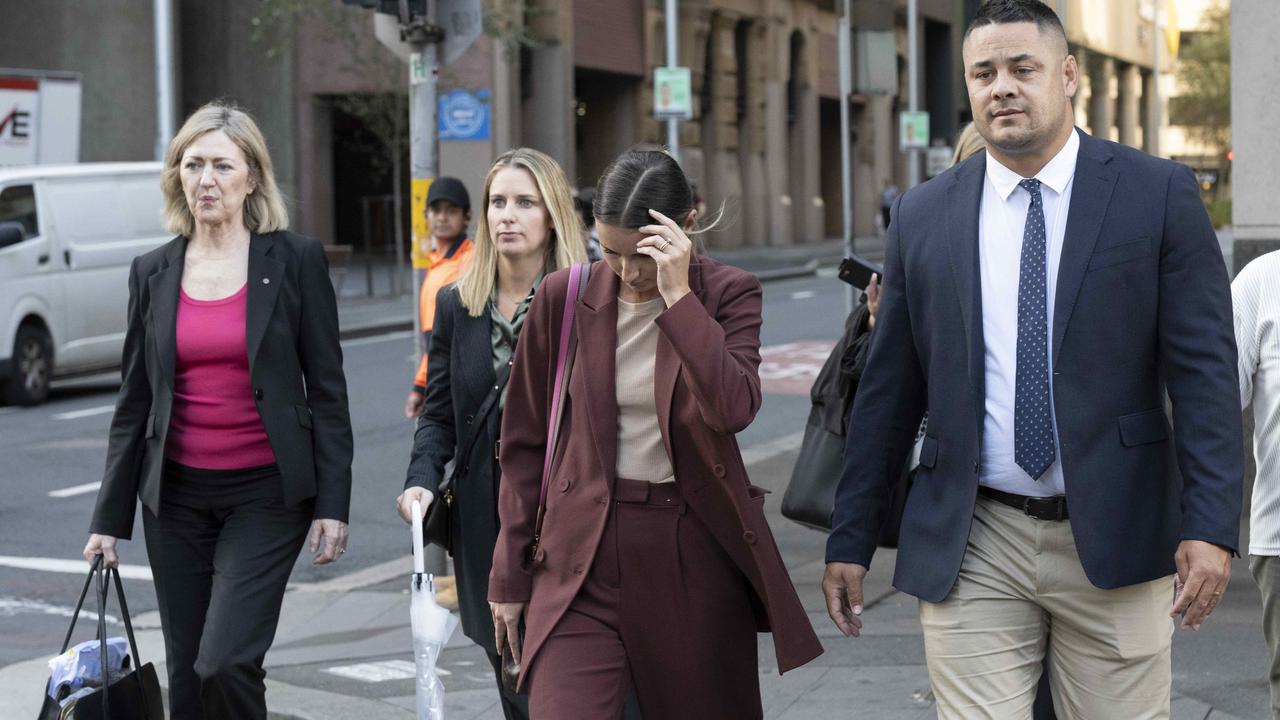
[822,1,1243,718]
[489,149,822,718]
[1233,250,1280,719]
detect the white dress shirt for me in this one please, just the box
[978,129,1079,497]
[1234,250,1280,556]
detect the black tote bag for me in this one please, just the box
[38,556,164,720]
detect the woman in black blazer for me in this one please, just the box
[396,148,585,719]
[84,102,353,720]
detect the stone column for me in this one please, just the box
[1232,0,1280,273]
[1142,68,1160,155]
[1116,62,1140,148]
[1087,53,1115,141]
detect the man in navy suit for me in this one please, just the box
[822,1,1242,716]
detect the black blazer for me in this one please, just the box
[827,129,1242,601]
[404,285,504,645]
[90,231,353,539]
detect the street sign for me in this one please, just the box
[926,146,953,177]
[438,89,489,141]
[439,0,483,65]
[411,178,433,269]
[899,111,929,151]
[653,67,693,120]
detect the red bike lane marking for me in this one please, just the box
[758,340,836,396]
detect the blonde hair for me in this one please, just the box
[457,148,587,317]
[162,102,289,236]
[951,122,988,166]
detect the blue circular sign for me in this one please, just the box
[439,90,488,140]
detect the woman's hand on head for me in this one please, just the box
[866,273,880,330]
[396,486,435,525]
[636,208,693,307]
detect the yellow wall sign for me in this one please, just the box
[411,177,433,269]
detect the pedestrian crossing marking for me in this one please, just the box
[323,659,451,683]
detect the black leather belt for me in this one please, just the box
[979,486,1069,521]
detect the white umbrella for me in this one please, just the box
[410,499,459,719]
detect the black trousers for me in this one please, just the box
[142,463,312,720]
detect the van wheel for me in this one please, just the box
[5,326,52,406]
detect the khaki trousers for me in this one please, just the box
[1250,554,1280,720]
[919,495,1175,719]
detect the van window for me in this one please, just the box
[0,184,39,239]
[45,176,166,247]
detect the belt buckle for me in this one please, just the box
[1022,496,1064,521]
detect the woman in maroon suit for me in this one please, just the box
[489,149,822,718]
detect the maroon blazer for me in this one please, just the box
[489,257,823,684]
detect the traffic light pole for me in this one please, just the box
[403,4,447,577]
[404,6,441,363]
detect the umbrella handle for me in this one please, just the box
[411,499,425,576]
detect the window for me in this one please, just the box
[0,184,39,240]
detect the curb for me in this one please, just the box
[338,318,414,341]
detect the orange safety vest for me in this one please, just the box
[412,237,474,393]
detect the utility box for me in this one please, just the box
[0,70,82,166]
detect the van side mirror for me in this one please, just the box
[0,222,25,249]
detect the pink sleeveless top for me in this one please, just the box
[166,284,277,469]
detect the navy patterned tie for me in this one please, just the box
[1014,178,1055,480]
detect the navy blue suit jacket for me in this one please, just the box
[826,129,1243,602]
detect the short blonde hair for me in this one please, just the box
[162,102,289,236]
[457,148,587,317]
[951,122,988,166]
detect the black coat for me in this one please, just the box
[405,285,505,647]
[91,231,353,539]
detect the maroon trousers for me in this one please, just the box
[526,478,762,719]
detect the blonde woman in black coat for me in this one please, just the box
[396,148,585,719]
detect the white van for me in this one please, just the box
[0,163,167,405]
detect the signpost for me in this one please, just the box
[899,111,930,151]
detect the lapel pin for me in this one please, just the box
[262,278,270,284]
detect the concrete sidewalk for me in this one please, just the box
[2,444,1262,719]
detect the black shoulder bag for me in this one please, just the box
[420,360,513,554]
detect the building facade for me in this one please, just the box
[0,0,1200,254]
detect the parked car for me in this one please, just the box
[0,162,167,405]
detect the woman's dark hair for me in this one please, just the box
[593,149,695,230]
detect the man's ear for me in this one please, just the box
[1063,54,1080,98]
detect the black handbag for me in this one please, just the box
[781,409,847,530]
[38,555,164,720]
[420,358,512,554]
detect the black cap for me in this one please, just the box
[427,177,470,210]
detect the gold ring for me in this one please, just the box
[661,239,671,251]
[1212,590,1221,596]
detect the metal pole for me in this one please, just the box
[407,9,439,354]
[838,0,856,312]
[153,0,176,161]
[405,4,447,577]
[906,0,920,189]
[665,0,680,163]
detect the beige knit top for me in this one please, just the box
[615,297,675,483]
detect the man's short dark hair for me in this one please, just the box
[966,0,1067,46]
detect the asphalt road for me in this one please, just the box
[0,271,850,669]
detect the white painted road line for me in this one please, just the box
[289,556,410,593]
[341,330,414,348]
[48,481,102,499]
[324,659,450,682]
[0,556,152,581]
[51,405,115,421]
[790,290,816,300]
[0,597,121,626]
